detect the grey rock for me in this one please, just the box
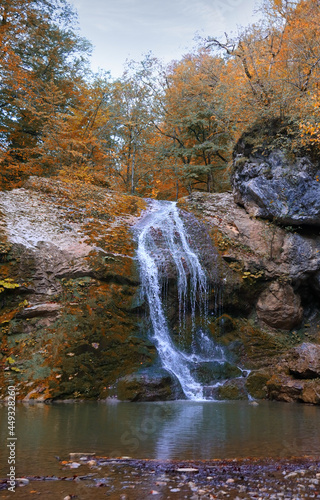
[232,149,320,226]
[17,302,62,318]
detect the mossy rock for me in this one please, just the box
[190,360,242,385]
[116,371,180,402]
[245,370,271,399]
[216,314,237,334]
[217,378,248,400]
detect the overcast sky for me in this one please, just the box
[71,0,259,78]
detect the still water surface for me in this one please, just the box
[1,400,320,476]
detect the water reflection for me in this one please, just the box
[0,400,320,476]
[153,401,320,460]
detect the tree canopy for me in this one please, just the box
[1,0,320,197]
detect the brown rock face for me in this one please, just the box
[267,373,320,404]
[301,380,320,404]
[256,282,303,330]
[0,177,156,401]
[267,374,304,403]
[287,343,320,379]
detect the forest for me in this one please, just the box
[1,0,320,199]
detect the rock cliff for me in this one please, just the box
[1,166,320,404]
[232,119,320,226]
[179,190,320,404]
[0,177,169,401]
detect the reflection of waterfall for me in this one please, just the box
[155,403,206,460]
[135,200,226,400]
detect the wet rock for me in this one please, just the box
[190,361,242,385]
[301,380,320,404]
[267,374,304,402]
[245,370,271,399]
[256,281,303,330]
[217,377,248,400]
[287,342,320,379]
[116,371,180,401]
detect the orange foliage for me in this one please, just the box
[1,0,320,195]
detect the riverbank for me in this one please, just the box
[1,456,320,499]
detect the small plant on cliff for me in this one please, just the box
[0,279,19,294]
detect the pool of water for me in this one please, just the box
[1,400,320,477]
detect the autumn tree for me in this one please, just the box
[155,51,233,193]
[0,0,91,188]
[34,73,115,186]
[108,71,156,194]
[207,0,320,147]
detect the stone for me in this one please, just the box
[17,302,61,318]
[190,361,242,385]
[245,370,271,399]
[287,342,320,379]
[301,380,320,404]
[267,367,320,404]
[217,378,248,400]
[0,177,150,401]
[177,468,199,473]
[69,453,96,460]
[179,191,320,284]
[116,371,181,401]
[267,374,304,402]
[232,120,320,226]
[256,282,303,330]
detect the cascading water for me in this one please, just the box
[135,200,228,401]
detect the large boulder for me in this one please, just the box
[232,120,320,226]
[287,342,320,379]
[116,371,183,401]
[266,343,320,403]
[267,373,306,403]
[267,373,320,404]
[256,281,303,330]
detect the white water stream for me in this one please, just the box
[135,200,226,401]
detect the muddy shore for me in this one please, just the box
[1,456,320,499]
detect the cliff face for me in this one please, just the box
[0,177,164,401]
[179,191,320,404]
[2,168,320,404]
[232,119,320,227]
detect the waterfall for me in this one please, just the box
[135,200,226,401]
